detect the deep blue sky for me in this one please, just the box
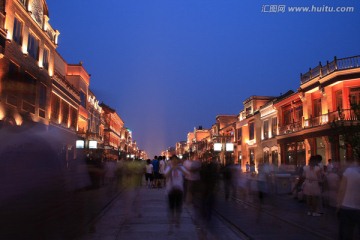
[46,0,360,158]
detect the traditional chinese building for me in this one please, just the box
[276,56,360,167]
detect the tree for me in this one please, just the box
[330,101,360,160]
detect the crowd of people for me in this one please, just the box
[84,153,359,239]
[160,154,359,239]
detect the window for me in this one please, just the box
[272,150,278,166]
[23,73,36,105]
[61,101,69,126]
[27,33,39,60]
[271,117,277,137]
[350,88,360,105]
[43,48,49,70]
[313,98,322,117]
[263,120,269,139]
[70,107,77,129]
[283,108,292,125]
[13,17,23,45]
[51,94,60,121]
[22,73,36,114]
[80,91,86,108]
[263,150,270,163]
[294,106,303,122]
[249,122,254,140]
[237,128,242,144]
[335,90,343,110]
[39,83,47,118]
[19,0,26,6]
[39,83,47,109]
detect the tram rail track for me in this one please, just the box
[212,190,335,240]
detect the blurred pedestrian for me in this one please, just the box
[327,159,334,172]
[222,158,234,201]
[315,155,325,214]
[246,162,250,173]
[183,154,202,205]
[145,159,154,188]
[164,155,189,232]
[159,156,166,188]
[121,160,144,219]
[303,155,322,217]
[199,157,219,223]
[324,167,340,207]
[337,158,360,240]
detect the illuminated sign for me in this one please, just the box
[226,143,234,152]
[214,143,222,151]
[76,140,84,149]
[89,140,97,149]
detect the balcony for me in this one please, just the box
[301,55,360,84]
[279,109,359,136]
[279,121,302,135]
[0,12,6,37]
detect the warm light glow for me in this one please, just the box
[0,106,4,120]
[304,120,309,127]
[14,113,23,126]
[321,115,328,124]
[6,31,12,41]
[22,44,28,55]
[48,67,54,77]
[246,139,256,146]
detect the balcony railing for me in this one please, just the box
[46,24,57,44]
[0,12,5,34]
[279,109,359,135]
[301,55,360,84]
[279,120,302,135]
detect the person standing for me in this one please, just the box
[337,158,360,240]
[164,155,189,231]
[152,156,160,188]
[303,155,322,217]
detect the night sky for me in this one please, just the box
[46,0,360,158]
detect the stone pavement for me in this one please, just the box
[79,186,199,240]
[79,185,246,240]
[77,182,360,240]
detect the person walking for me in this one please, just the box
[302,155,322,217]
[145,159,154,188]
[164,155,189,232]
[183,154,202,205]
[159,156,166,188]
[337,158,360,240]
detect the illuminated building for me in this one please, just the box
[216,115,237,165]
[258,91,293,168]
[233,97,273,171]
[0,0,57,128]
[100,102,123,160]
[276,56,360,166]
